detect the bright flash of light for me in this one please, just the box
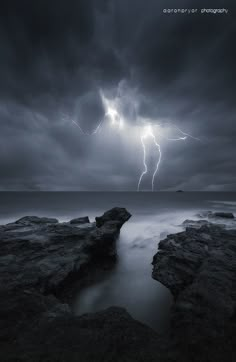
[137,124,162,192]
[165,124,201,142]
[137,122,201,191]
[100,91,124,130]
[61,89,201,192]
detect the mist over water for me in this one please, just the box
[1,192,236,331]
[72,211,188,331]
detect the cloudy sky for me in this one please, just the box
[0,0,235,191]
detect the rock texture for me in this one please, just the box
[198,210,235,220]
[96,207,131,228]
[70,216,90,224]
[1,208,159,362]
[0,208,131,294]
[152,218,236,362]
[2,205,236,362]
[1,287,162,362]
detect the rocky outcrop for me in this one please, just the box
[96,207,131,228]
[2,205,236,362]
[0,208,131,294]
[152,220,236,362]
[182,219,214,228]
[70,216,90,224]
[2,208,155,362]
[211,211,234,219]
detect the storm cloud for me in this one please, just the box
[0,0,235,190]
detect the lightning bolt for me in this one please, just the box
[71,119,103,135]
[100,91,124,130]
[60,89,201,192]
[138,123,200,192]
[63,90,123,135]
[165,124,201,142]
[137,124,161,192]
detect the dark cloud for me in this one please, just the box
[0,0,235,190]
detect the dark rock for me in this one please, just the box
[182,219,211,228]
[95,207,131,229]
[182,219,225,229]
[1,208,154,362]
[152,223,236,361]
[15,216,59,225]
[4,204,236,362]
[3,306,162,362]
[0,289,70,345]
[70,216,90,224]
[0,208,131,294]
[198,211,234,219]
[211,212,234,219]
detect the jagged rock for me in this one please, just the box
[0,208,131,294]
[1,208,149,362]
[96,207,131,228]
[70,216,90,224]
[152,223,236,361]
[4,205,236,362]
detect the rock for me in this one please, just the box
[0,208,131,294]
[211,212,234,219]
[3,306,162,362]
[182,219,226,229]
[4,205,236,362]
[15,216,59,225]
[182,219,211,228]
[70,216,90,224]
[197,211,234,219]
[152,223,236,361]
[95,207,131,229]
[0,208,145,362]
[0,289,70,345]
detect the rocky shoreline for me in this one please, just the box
[1,208,236,361]
[153,212,236,362]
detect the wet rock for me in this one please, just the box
[0,208,147,362]
[96,207,131,229]
[15,216,59,225]
[70,216,90,224]
[152,223,236,362]
[182,219,212,228]
[0,208,131,294]
[182,219,226,229]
